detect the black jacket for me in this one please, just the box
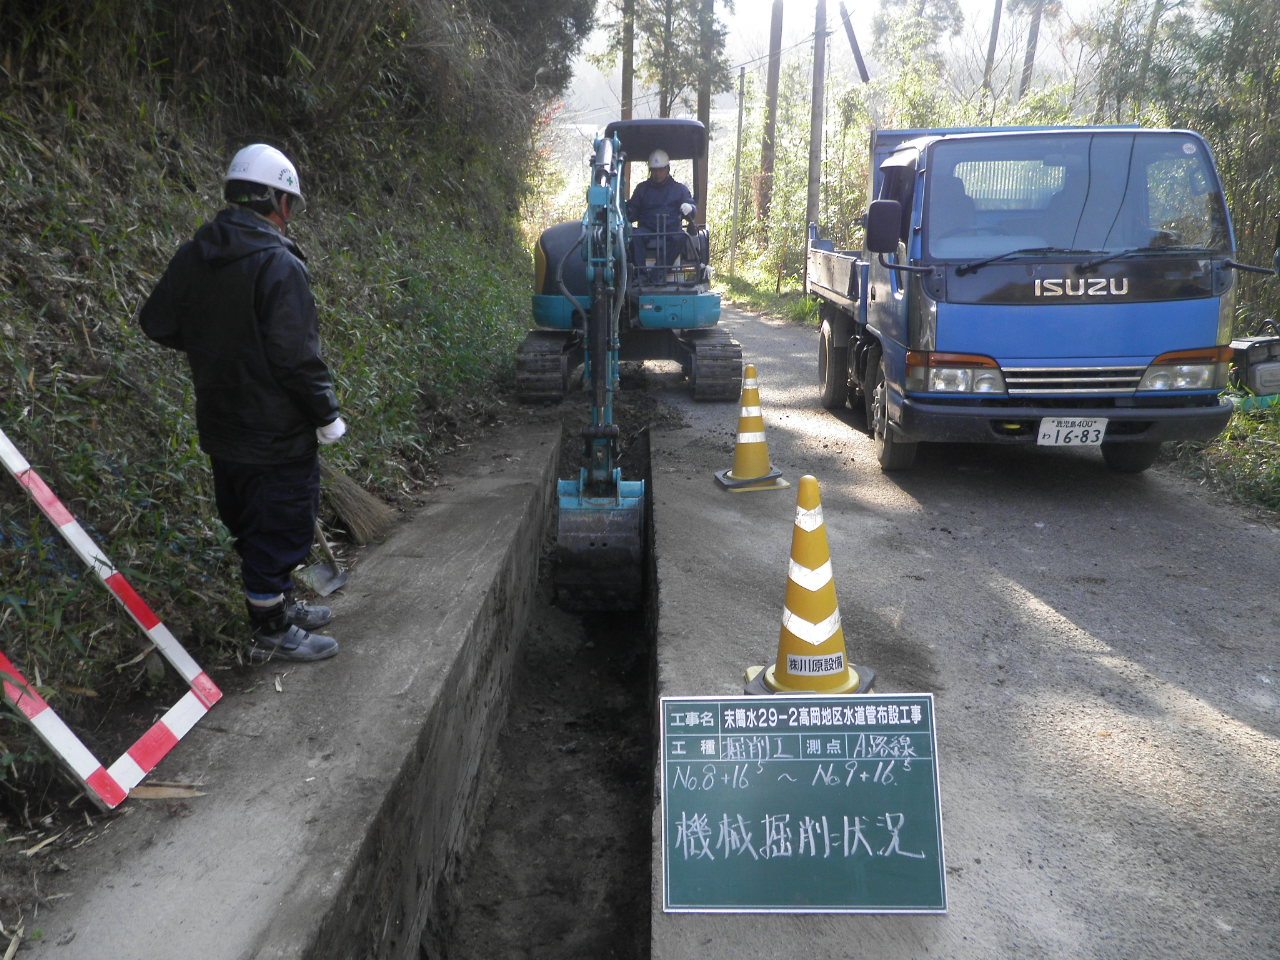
[627,176,695,233]
[140,207,339,464]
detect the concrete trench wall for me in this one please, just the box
[300,440,559,960]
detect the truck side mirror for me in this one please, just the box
[866,200,902,254]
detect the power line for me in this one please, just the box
[731,30,827,71]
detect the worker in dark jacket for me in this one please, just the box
[140,143,343,663]
[627,149,695,280]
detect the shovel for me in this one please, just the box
[295,520,348,597]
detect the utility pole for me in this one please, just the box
[730,65,745,277]
[805,0,827,234]
[621,0,634,120]
[757,0,783,238]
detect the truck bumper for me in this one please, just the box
[893,395,1233,445]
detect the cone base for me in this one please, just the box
[715,468,791,493]
[743,663,876,695]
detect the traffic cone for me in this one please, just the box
[714,364,790,492]
[745,475,875,695]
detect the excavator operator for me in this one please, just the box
[627,149,695,281]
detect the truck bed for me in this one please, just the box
[805,244,861,310]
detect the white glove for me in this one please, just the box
[680,202,694,217]
[316,417,346,445]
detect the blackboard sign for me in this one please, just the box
[660,694,945,913]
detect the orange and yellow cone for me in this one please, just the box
[714,364,790,492]
[745,475,875,695]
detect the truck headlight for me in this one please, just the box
[1137,347,1231,391]
[906,352,1007,394]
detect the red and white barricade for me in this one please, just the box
[0,426,222,809]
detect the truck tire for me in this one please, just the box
[1101,441,1160,474]
[864,344,918,471]
[818,320,849,409]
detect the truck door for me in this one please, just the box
[866,149,918,351]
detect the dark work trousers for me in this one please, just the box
[211,455,320,597]
[630,226,688,272]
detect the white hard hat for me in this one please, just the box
[225,143,304,205]
[648,149,670,169]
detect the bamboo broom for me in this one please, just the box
[319,457,395,544]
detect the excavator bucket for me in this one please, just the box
[554,474,646,612]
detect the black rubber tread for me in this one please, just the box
[1100,441,1160,474]
[516,330,576,403]
[865,344,918,471]
[683,329,744,401]
[818,321,850,409]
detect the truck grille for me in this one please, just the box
[1003,366,1144,396]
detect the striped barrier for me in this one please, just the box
[0,426,221,809]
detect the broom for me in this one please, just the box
[319,457,396,544]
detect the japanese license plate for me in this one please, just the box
[1037,417,1107,446]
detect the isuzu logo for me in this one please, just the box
[1034,277,1130,297]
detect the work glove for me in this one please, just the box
[680,202,694,217]
[316,417,346,445]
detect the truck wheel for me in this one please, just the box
[818,320,849,409]
[1101,442,1160,474]
[864,345,918,471]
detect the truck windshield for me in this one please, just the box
[923,131,1231,261]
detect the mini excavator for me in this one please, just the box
[522,120,741,610]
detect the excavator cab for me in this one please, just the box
[606,118,713,289]
[517,118,741,406]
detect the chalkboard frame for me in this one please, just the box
[660,693,946,913]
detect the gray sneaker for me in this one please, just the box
[250,623,338,663]
[287,598,334,630]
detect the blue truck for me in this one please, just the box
[807,126,1254,472]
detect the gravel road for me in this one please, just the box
[648,305,1280,959]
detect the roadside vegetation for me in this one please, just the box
[0,0,592,813]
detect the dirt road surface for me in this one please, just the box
[648,306,1280,959]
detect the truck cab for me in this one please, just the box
[811,126,1238,472]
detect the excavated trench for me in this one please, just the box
[423,420,658,960]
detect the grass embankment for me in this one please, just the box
[717,267,817,325]
[720,271,1280,514]
[0,124,531,802]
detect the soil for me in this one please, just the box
[425,577,655,960]
[427,368,676,960]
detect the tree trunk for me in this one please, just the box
[982,0,1003,96]
[696,0,713,224]
[838,0,870,84]
[1092,5,1126,123]
[1016,0,1044,100]
[1135,0,1166,107]
[659,0,675,117]
[622,0,634,120]
[756,0,784,236]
